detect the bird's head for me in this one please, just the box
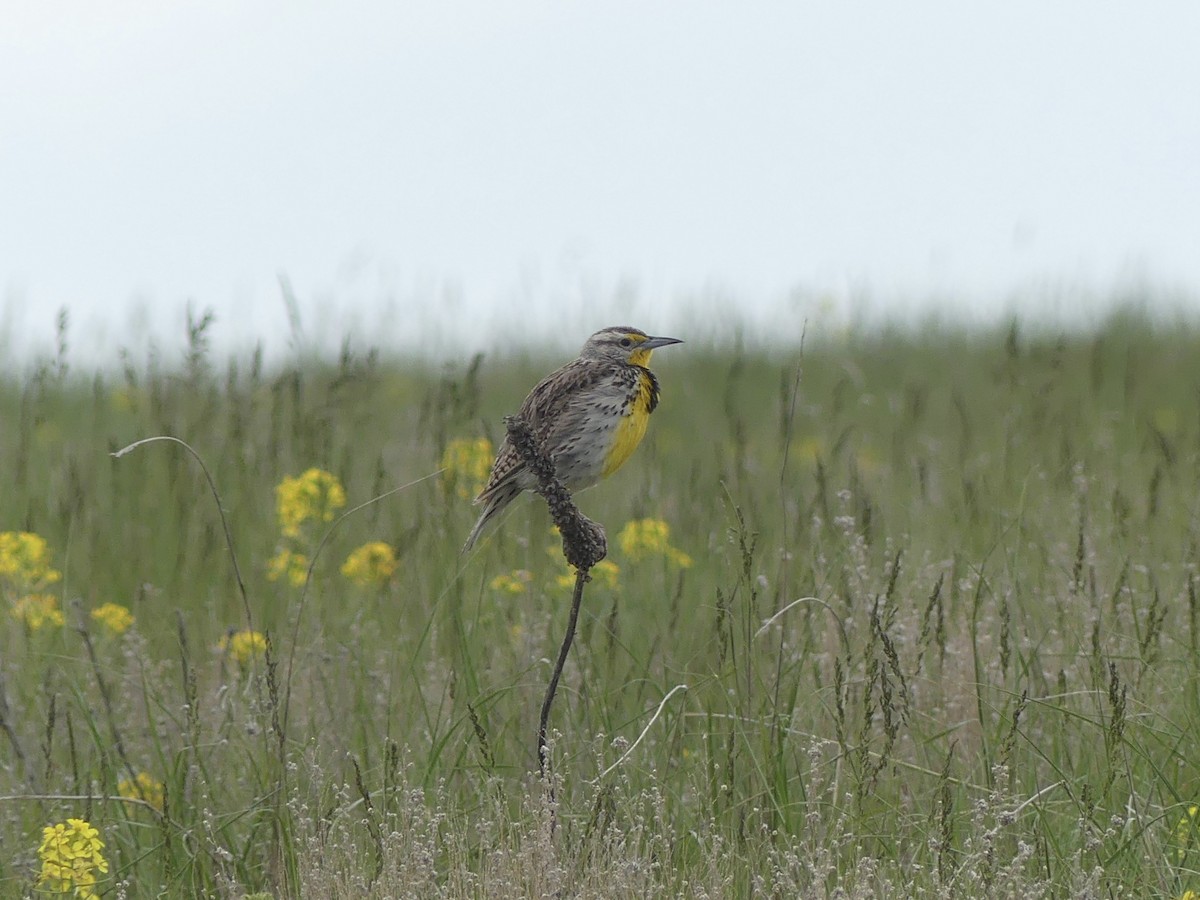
[579,326,683,366]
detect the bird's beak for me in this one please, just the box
[641,336,683,351]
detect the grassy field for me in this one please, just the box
[3,311,1200,897]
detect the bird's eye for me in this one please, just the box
[619,337,633,348]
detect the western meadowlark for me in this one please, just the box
[463,325,683,551]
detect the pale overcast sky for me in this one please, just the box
[2,2,1199,364]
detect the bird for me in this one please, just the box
[462,325,683,552]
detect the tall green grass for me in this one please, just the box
[3,310,1200,897]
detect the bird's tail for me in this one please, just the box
[461,482,523,553]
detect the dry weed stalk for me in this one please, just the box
[503,415,606,776]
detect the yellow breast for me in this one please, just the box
[601,374,654,477]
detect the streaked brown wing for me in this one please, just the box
[474,360,605,503]
[522,360,608,426]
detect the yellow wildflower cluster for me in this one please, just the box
[219,629,269,665]
[0,531,62,590]
[441,436,493,500]
[119,771,165,812]
[275,468,346,539]
[341,541,398,586]
[90,602,134,635]
[266,549,310,587]
[489,569,534,594]
[11,594,64,630]
[491,519,687,597]
[555,559,621,590]
[2,531,65,631]
[617,518,693,568]
[268,469,345,587]
[37,818,109,898]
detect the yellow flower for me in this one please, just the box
[795,436,825,465]
[267,549,310,587]
[591,559,621,588]
[274,468,347,539]
[341,541,398,586]
[1179,892,1199,900]
[554,559,620,590]
[90,602,134,635]
[11,594,64,630]
[118,771,165,812]
[37,818,109,898]
[618,518,669,557]
[616,518,693,568]
[440,437,494,500]
[0,531,62,591]
[490,570,533,594]
[666,546,694,568]
[219,629,269,665]
[1177,804,1200,862]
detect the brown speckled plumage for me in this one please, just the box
[462,326,681,552]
